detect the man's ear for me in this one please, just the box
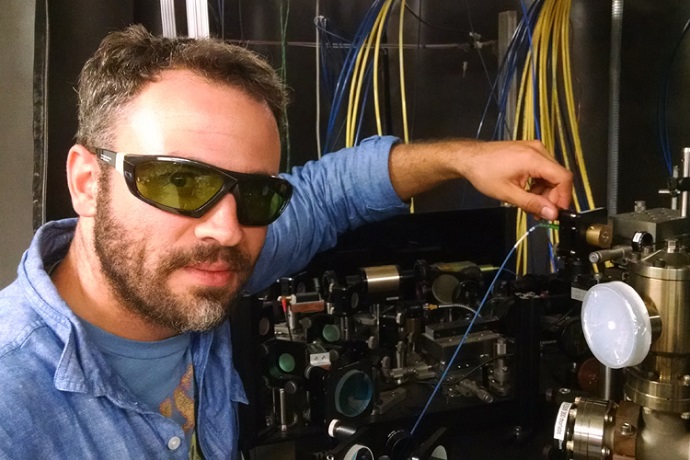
[66,144,101,217]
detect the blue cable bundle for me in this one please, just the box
[475,0,544,141]
[324,0,386,153]
[316,16,350,102]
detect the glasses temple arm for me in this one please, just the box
[96,149,126,175]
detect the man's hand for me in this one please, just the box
[457,140,572,220]
[389,139,573,220]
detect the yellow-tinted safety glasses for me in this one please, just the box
[96,148,292,226]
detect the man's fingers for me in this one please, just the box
[514,189,559,221]
[532,164,573,209]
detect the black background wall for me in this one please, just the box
[33,0,690,224]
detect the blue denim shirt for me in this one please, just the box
[0,136,407,459]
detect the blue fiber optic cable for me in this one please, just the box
[325,0,385,152]
[410,222,556,435]
[519,0,541,141]
[477,0,543,140]
[658,17,690,175]
[354,62,375,146]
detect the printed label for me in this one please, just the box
[554,402,572,449]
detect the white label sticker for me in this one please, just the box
[571,286,587,301]
[554,402,572,448]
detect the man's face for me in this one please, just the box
[92,69,281,333]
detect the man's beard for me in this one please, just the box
[92,172,253,333]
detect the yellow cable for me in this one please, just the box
[372,0,394,136]
[550,1,560,152]
[560,0,595,209]
[513,55,529,140]
[513,0,549,273]
[521,57,535,141]
[346,10,384,147]
[397,0,414,213]
[345,33,366,146]
[554,87,582,212]
[536,1,551,150]
[543,12,562,268]
[347,1,393,146]
[513,21,529,272]
[345,38,364,146]
[515,49,533,273]
[516,209,527,274]
[513,0,601,272]
[398,0,409,144]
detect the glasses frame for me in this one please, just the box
[94,148,292,225]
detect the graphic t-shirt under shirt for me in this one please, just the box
[80,320,202,458]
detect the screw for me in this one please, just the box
[620,422,635,436]
[682,375,690,386]
[682,412,690,420]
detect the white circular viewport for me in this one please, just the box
[581,281,652,369]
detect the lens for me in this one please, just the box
[343,445,374,460]
[135,161,224,211]
[334,370,373,418]
[278,353,296,373]
[322,324,341,343]
[234,176,289,225]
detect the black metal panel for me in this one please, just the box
[570,0,611,210]
[43,0,134,222]
[618,0,690,212]
[303,206,517,278]
[38,0,177,223]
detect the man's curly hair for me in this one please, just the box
[76,24,288,149]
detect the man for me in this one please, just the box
[0,25,571,459]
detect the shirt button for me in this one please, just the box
[167,436,181,450]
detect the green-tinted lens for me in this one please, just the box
[322,324,341,343]
[134,161,224,211]
[278,353,296,373]
[235,177,288,225]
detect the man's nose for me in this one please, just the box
[193,193,244,247]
